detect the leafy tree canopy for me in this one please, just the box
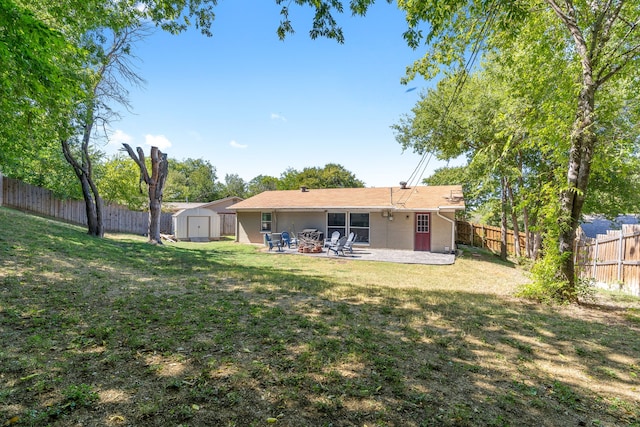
[97,154,148,210]
[278,163,365,190]
[247,175,279,198]
[164,158,219,202]
[221,174,248,199]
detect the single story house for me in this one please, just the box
[228,184,465,253]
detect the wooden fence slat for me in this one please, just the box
[575,224,640,296]
[0,175,236,237]
[1,176,173,235]
[456,220,529,258]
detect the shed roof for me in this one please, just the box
[172,207,219,218]
[199,196,243,213]
[228,185,464,212]
[165,202,206,212]
[165,196,243,214]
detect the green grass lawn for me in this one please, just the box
[1,207,639,426]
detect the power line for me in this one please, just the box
[396,1,500,206]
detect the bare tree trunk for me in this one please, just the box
[533,232,542,259]
[545,0,622,301]
[61,118,104,238]
[516,152,532,259]
[558,81,596,301]
[500,176,508,260]
[122,144,168,244]
[506,180,521,259]
[522,208,531,258]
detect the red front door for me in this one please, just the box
[415,213,431,251]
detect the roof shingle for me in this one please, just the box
[229,185,464,211]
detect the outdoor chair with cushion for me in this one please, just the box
[327,235,348,256]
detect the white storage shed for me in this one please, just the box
[172,207,221,242]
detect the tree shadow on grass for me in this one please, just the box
[1,209,639,426]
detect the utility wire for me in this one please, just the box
[395,1,500,207]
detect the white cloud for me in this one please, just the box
[230,140,248,149]
[145,134,172,150]
[109,129,133,146]
[270,113,287,122]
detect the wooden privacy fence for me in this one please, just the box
[575,225,640,296]
[219,213,236,236]
[456,220,527,256]
[2,176,172,235]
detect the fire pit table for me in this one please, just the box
[296,229,324,253]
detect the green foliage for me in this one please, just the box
[1,144,84,200]
[63,383,99,407]
[518,242,596,304]
[582,75,640,216]
[278,163,364,190]
[165,158,219,202]
[517,246,571,304]
[423,166,466,187]
[222,173,247,198]
[97,154,148,209]
[246,174,279,197]
[423,165,478,219]
[0,0,82,180]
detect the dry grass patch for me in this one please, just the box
[0,207,638,426]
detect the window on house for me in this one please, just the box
[416,213,429,233]
[350,213,370,243]
[261,212,272,232]
[327,212,346,238]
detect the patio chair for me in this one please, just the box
[324,231,341,248]
[343,232,356,254]
[281,231,297,248]
[265,233,283,252]
[327,236,348,256]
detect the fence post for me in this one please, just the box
[618,230,624,283]
[592,239,598,279]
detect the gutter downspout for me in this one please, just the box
[436,209,455,254]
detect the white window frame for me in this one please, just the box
[349,212,370,244]
[326,211,370,245]
[327,212,346,239]
[260,212,272,232]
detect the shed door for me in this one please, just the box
[188,216,210,239]
[415,213,431,251]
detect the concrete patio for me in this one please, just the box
[264,245,456,265]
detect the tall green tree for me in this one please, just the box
[0,0,80,185]
[222,174,248,198]
[97,154,148,210]
[164,158,219,202]
[247,175,279,197]
[394,70,527,259]
[388,0,640,299]
[278,163,365,190]
[61,23,148,237]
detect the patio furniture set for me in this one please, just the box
[265,229,355,256]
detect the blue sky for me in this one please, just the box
[106,0,453,188]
